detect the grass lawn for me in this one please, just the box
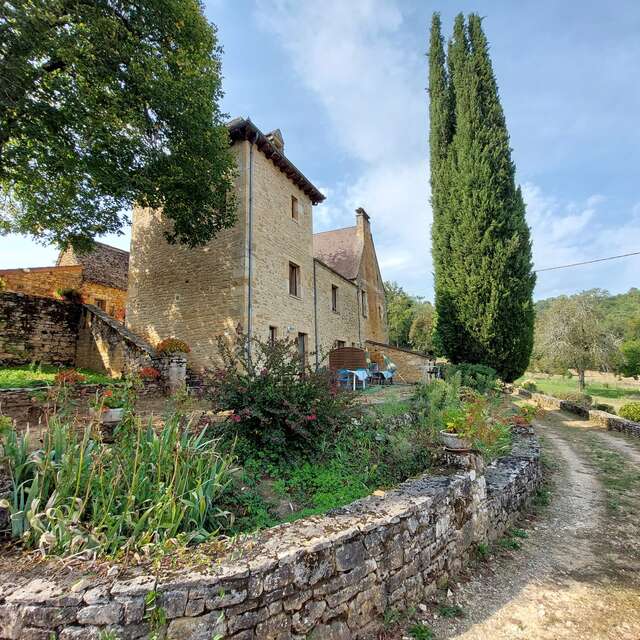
[0,364,114,389]
[518,372,640,411]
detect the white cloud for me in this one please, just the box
[256,0,432,296]
[524,183,640,299]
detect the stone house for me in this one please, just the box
[126,118,389,371]
[0,242,128,319]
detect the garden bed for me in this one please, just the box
[0,364,114,389]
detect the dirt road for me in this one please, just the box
[388,409,640,640]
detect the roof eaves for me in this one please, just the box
[228,118,325,205]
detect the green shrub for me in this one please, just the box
[55,287,83,303]
[619,402,640,422]
[0,414,234,556]
[592,403,616,415]
[207,333,355,458]
[445,363,499,394]
[520,380,537,392]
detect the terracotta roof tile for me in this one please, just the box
[57,242,129,290]
[313,227,362,280]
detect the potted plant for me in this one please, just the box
[440,407,472,450]
[91,386,128,426]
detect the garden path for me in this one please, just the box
[387,408,640,640]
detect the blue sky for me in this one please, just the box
[2,0,639,301]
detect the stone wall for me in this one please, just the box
[518,389,640,438]
[0,435,541,640]
[76,305,157,377]
[126,144,248,372]
[365,340,433,384]
[355,211,388,344]
[0,265,83,299]
[314,261,360,361]
[0,292,80,366]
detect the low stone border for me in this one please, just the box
[0,435,541,640]
[518,389,640,438]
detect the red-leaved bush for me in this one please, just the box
[156,338,191,354]
[54,369,86,386]
[139,366,161,380]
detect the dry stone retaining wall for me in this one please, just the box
[0,292,80,366]
[0,435,541,640]
[518,389,640,438]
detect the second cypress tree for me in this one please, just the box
[429,14,535,381]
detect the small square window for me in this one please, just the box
[289,262,301,297]
[335,340,346,349]
[291,196,299,221]
[331,285,338,312]
[95,298,106,311]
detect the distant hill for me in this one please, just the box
[535,288,640,340]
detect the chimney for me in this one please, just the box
[356,207,370,236]
[265,129,284,153]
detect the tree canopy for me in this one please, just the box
[384,281,435,354]
[534,291,619,390]
[429,13,535,382]
[0,0,237,251]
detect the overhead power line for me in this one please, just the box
[535,250,640,273]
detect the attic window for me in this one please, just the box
[291,196,299,222]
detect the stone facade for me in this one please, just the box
[126,119,389,372]
[0,434,541,640]
[314,262,360,361]
[366,340,433,384]
[0,266,83,300]
[0,292,80,366]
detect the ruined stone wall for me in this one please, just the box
[365,340,433,384]
[0,266,83,299]
[313,261,360,361]
[0,435,541,640]
[355,213,388,344]
[249,146,316,353]
[76,305,156,377]
[0,292,80,366]
[126,144,248,372]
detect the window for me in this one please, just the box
[334,340,346,349]
[95,298,106,311]
[289,262,301,297]
[291,195,299,222]
[361,290,368,318]
[269,326,278,345]
[297,332,307,367]
[331,285,338,312]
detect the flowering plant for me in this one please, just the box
[91,386,128,410]
[156,338,191,354]
[139,366,161,380]
[54,369,86,386]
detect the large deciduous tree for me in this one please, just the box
[535,291,619,391]
[429,13,535,382]
[0,0,237,251]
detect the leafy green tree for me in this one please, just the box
[619,339,640,379]
[409,302,435,354]
[535,291,619,391]
[384,281,416,348]
[429,13,535,382]
[1,0,237,251]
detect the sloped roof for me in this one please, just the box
[227,117,325,204]
[57,242,129,290]
[313,226,362,281]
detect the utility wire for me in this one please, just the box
[535,250,640,273]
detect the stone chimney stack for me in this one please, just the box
[355,207,370,236]
[265,129,285,153]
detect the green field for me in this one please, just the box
[0,364,114,389]
[518,373,640,411]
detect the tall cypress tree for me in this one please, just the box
[429,14,535,381]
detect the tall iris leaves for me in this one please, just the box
[0,0,237,251]
[429,13,535,382]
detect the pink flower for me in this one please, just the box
[230,414,242,423]
[306,414,317,422]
